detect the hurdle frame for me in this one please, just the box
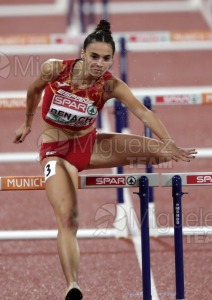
[172,175,185,300]
[1,172,212,299]
[1,173,212,239]
[0,173,159,240]
[160,172,212,300]
[137,174,186,300]
[138,176,152,300]
[140,172,212,300]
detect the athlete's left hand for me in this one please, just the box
[163,140,197,162]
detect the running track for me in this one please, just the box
[0,0,212,299]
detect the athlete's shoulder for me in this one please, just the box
[40,59,63,82]
[41,58,78,83]
[62,58,76,66]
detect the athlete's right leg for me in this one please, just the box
[42,157,83,299]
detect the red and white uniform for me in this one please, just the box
[42,59,113,130]
[40,59,113,171]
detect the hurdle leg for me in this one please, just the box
[139,176,152,300]
[172,175,185,300]
[143,97,158,236]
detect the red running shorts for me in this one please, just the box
[39,128,97,172]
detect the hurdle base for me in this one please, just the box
[150,226,212,237]
[114,203,129,238]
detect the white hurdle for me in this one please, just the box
[0,173,159,240]
[162,172,212,186]
[0,172,212,240]
[0,152,39,163]
[0,173,159,191]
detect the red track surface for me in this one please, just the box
[0,1,212,299]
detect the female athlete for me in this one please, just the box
[14,20,196,300]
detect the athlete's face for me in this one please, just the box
[81,41,113,78]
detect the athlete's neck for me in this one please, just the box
[72,60,99,88]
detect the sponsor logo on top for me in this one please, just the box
[128,31,170,42]
[85,175,137,187]
[187,175,212,185]
[87,106,97,115]
[0,34,50,46]
[2,176,45,190]
[155,94,200,105]
[53,94,88,113]
[0,98,26,108]
[171,31,212,42]
[202,93,212,104]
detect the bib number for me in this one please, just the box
[44,161,57,181]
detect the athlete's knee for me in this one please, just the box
[58,209,79,233]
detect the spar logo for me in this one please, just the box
[156,95,198,104]
[127,176,137,185]
[187,175,212,184]
[87,105,97,115]
[85,176,137,187]
[53,95,87,113]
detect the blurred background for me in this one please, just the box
[1,0,212,91]
[0,1,212,299]
[1,0,212,152]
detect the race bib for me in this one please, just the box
[44,160,57,181]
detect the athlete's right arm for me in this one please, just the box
[13,59,63,144]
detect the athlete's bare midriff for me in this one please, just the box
[41,120,95,143]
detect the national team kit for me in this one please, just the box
[40,59,112,172]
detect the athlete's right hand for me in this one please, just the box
[13,123,31,143]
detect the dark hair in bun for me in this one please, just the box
[95,19,112,35]
[83,20,115,54]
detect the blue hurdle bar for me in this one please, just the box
[114,37,129,203]
[119,36,128,128]
[102,0,109,20]
[114,100,125,203]
[143,96,154,204]
[139,176,152,300]
[172,175,185,300]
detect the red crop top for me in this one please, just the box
[42,59,113,130]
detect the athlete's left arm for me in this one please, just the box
[108,77,196,161]
[109,77,171,140]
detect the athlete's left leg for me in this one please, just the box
[87,132,172,169]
